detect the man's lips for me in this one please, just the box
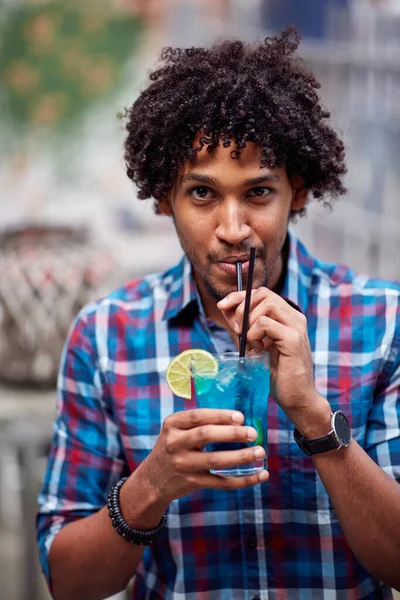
[217,256,249,264]
[215,259,251,276]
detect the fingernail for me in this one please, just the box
[218,297,228,306]
[258,470,268,482]
[234,322,240,333]
[231,411,243,423]
[247,427,257,440]
[254,447,265,458]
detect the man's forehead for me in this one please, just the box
[179,138,279,175]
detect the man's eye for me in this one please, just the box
[248,187,272,197]
[190,186,212,199]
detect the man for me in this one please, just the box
[37,28,400,599]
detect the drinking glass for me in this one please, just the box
[191,352,270,476]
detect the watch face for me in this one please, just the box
[334,412,351,446]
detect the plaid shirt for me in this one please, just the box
[37,231,400,600]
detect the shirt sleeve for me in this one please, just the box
[36,306,126,592]
[365,325,400,482]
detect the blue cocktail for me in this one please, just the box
[191,352,270,477]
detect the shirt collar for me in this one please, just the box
[162,255,198,321]
[281,230,314,315]
[162,229,314,322]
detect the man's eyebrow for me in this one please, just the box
[181,173,218,186]
[180,173,280,186]
[244,174,280,185]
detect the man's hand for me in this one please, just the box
[217,287,331,435]
[140,408,268,506]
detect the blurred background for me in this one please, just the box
[0,1,399,599]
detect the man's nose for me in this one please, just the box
[214,200,252,246]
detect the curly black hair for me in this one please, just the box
[123,27,346,216]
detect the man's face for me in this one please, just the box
[159,141,307,304]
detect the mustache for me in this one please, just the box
[207,244,267,263]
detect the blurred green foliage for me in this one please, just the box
[0,0,143,142]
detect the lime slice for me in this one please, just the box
[166,349,218,399]
[253,417,264,446]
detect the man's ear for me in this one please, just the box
[291,175,309,212]
[158,195,173,216]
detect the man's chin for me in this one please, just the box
[203,278,237,303]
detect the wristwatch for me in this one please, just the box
[293,410,351,456]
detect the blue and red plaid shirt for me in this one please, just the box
[37,231,400,599]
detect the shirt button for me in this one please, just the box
[246,534,258,549]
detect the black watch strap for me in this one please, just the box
[293,410,351,456]
[293,426,339,456]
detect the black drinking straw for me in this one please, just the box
[239,247,256,358]
[236,261,243,348]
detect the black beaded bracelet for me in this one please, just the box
[107,477,167,546]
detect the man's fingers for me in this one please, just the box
[217,291,246,309]
[186,445,266,472]
[246,316,287,347]
[218,289,300,331]
[170,445,266,474]
[179,423,259,449]
[192,469,269,490]
[218,287,285,313]
[217,290,264,327]
[246,317,309,358]
[246,297,298,329]
[165,408,244,431]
